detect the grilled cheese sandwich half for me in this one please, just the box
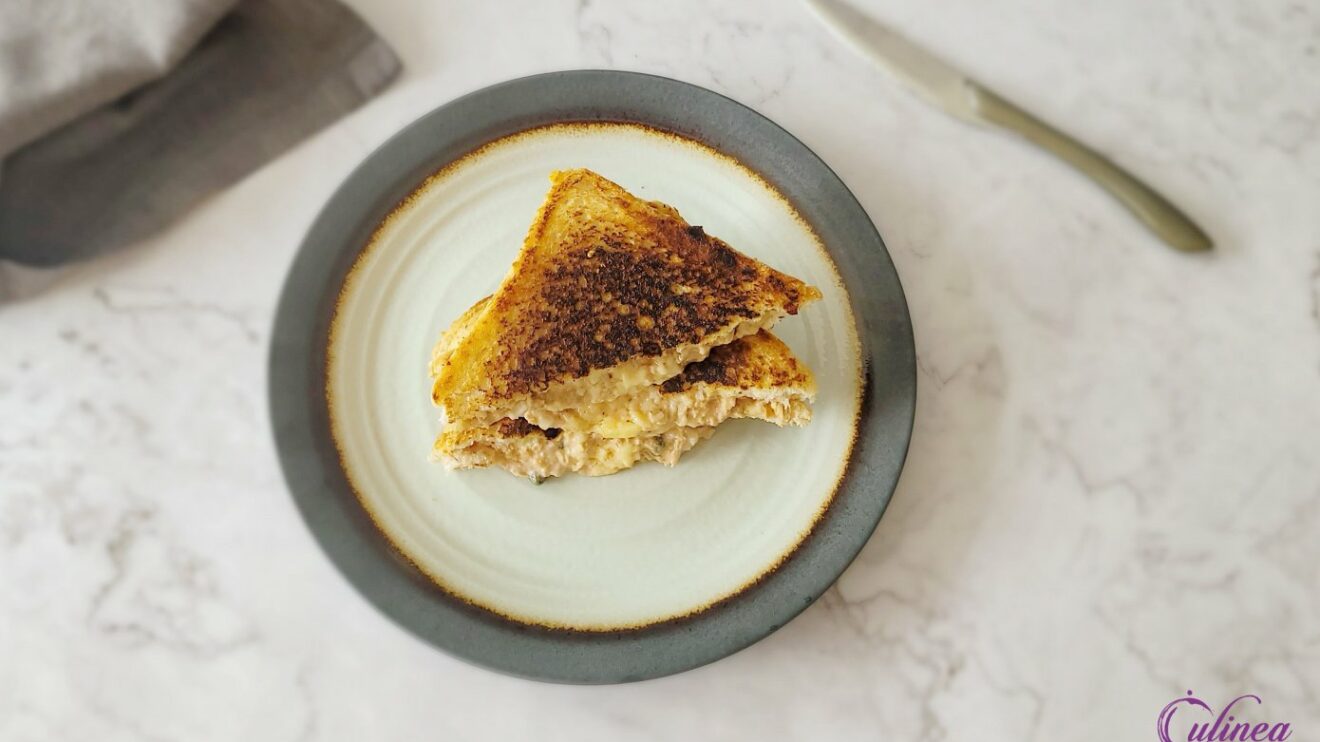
[430,298,816,478]
[431,297,816,438]
[430,168,822,431]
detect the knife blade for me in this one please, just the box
[806,0,1213,252]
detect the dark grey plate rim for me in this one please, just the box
[268,70,915,684]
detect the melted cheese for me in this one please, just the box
[523,384,812,439]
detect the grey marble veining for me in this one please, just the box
[1,0,1317,739]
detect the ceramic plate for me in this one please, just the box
[270,71,914,683]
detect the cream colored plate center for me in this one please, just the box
[329,123,862,629]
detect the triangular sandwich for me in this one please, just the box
[431,296,816,438]
[430,300,816,479]
[430,168,821,431]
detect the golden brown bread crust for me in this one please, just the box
[661,330,814,394]
[428,295,491,377]
[431,169,822,426]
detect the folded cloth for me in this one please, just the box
[0,0,401,266]
[0,0,240,158]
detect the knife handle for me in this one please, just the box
[972,86,1212,252]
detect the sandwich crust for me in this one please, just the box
[660,330,815,395]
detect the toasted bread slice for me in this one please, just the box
[431,169,821,429]
[428,295,491,378]
[434,418,715,479]
[432,297,816,438]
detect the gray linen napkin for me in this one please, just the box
[0,0,401,266]
[0,0,242,158]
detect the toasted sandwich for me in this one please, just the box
[431,331,816,477]
[431,297,816,438]
[430,168,822,431]
[431,300,816,478]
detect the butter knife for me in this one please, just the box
[806,0,1212,252]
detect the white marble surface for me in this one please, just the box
[2,0,1318,738]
